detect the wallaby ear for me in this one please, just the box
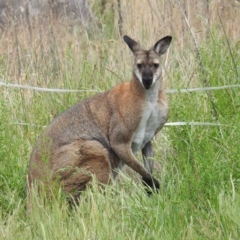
[123,35,141,54]
[153,36,172,56]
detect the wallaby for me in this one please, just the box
[27,35,172,207]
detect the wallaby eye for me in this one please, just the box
[137,63,142,69]
[153,63,159,68]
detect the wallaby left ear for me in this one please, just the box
[153,36,172,56]
[123,35,141,54]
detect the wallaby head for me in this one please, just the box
[123,35,172,90]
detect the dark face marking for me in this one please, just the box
[142,65,153,89]
[134,50,161,89]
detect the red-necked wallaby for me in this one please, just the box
[27,35,172,206]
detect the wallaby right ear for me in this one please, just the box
[153,36,172,56]
[123,35,141,54]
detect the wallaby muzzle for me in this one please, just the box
[142,65,153,89]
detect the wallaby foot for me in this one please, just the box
[142,176,160,195]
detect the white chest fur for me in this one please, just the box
[131,88,168,154]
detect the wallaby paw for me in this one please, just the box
[142,176,160,195]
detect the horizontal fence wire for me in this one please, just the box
[165,84,240,93]
[0,82,102,93]
[2,81,237,127]
[1,81,240,93]
[165,122,226,126]
[10,121,227,127]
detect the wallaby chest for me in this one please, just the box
[131,92,168,153]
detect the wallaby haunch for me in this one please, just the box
[27,35,172,207]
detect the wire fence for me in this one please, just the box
[1,81,240,93]
[0,81,102,93]
[9,121,227,128]
[2,81,239,127]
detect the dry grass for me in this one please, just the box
[1,0,239,84]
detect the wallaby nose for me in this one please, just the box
[142,77,153,89]
[142,65,153,89]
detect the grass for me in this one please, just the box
[1,0,240,239]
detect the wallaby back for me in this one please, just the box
[27,35,172,209]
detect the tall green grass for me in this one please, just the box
[1,2,240,239]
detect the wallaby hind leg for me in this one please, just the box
[52,139,112,202]
[142,141,154,174]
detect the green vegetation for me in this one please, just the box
[1,1,240,239]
